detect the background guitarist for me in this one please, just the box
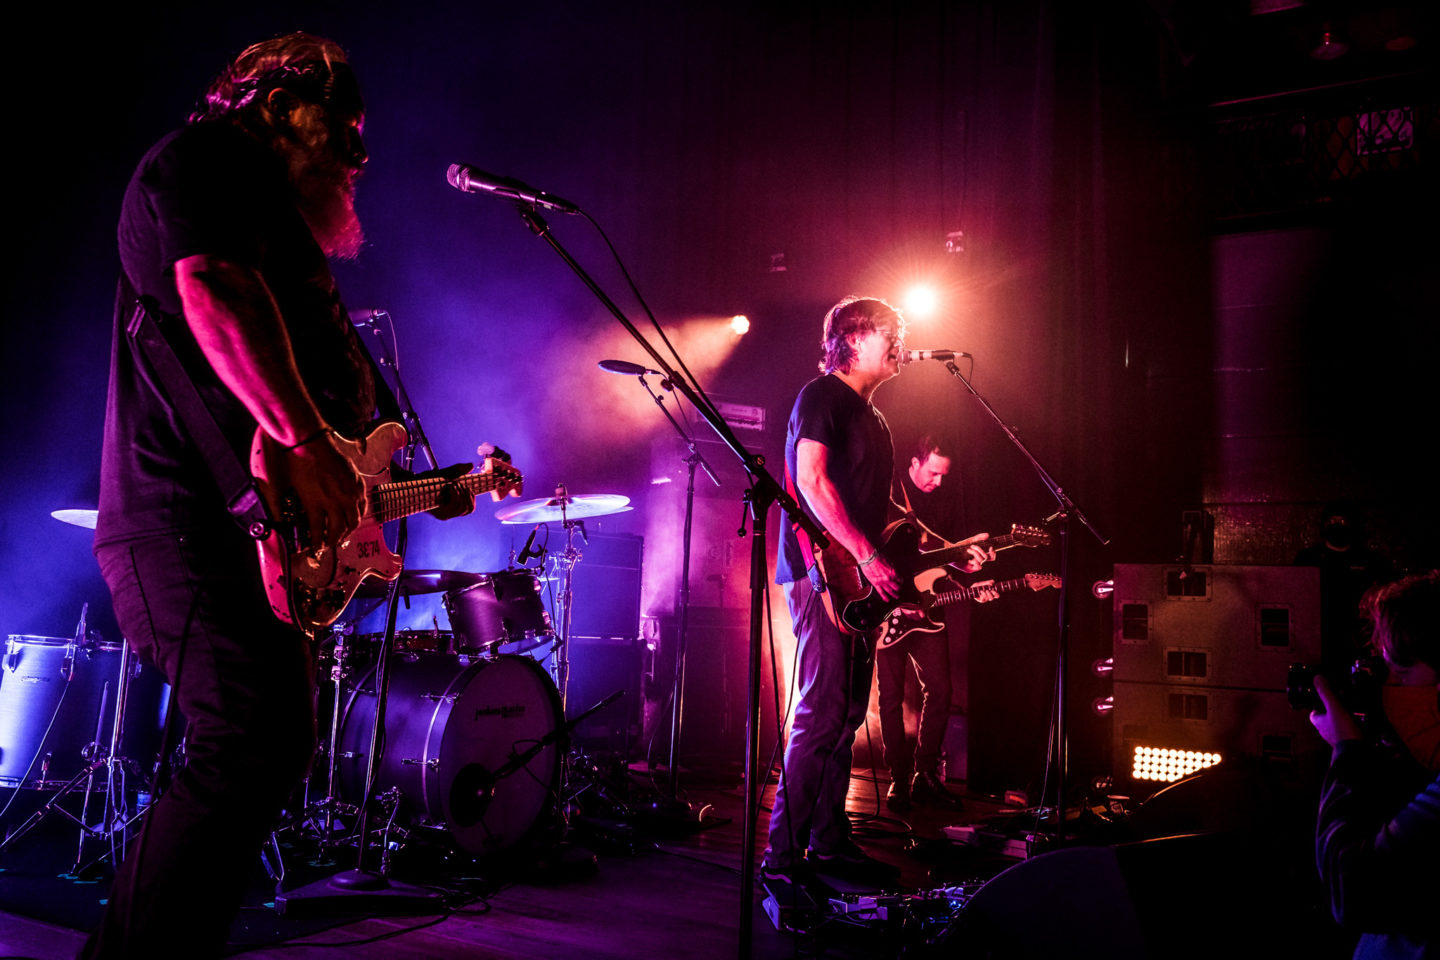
[878,435,996,812]
[90,35,474,957]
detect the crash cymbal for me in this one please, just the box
[354,569,486,598]
[52,508,99,530]
[495,493,632,524]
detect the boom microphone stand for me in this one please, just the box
[488,201,825,960]
[938,357,1108,844]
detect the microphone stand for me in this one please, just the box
[940,359,1108,846]
[512,206,826,959]
[630,373,720,809]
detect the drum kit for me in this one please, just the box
[0,490,636,874]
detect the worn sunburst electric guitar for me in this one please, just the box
[876,572,1061,649]
[250,421,523,633]
[815,519,1050,636]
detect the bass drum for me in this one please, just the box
[338,653,563,856]
[0,635,169,789]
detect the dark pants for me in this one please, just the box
[876,624,951,784]
[83,526,315,959]
[765,577,874,868]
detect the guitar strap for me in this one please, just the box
[783,461,826,592]
[122,284,274,540]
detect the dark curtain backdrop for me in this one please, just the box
[2,1,1222,791]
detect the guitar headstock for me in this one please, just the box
[478,456,524,501]
[1008,524,1052,548]
[1023,572,1062,592]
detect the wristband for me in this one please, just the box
[288,427,333,450]
[858,549,879,568]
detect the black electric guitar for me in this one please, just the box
[250,421,524,634]
[815,518,1050,636]
[876,572,1062,649]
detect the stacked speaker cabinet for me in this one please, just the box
[1110,564,1325,791]
[564,533,644,757]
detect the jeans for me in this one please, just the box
[765,577,874,867]
[82,525,315,958]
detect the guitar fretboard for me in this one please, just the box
[933,575,1049,607]
[371,469,518,524]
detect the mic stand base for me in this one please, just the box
[273,868,444,918]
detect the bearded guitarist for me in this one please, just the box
[89,36,479,957]
[877,435,997,812]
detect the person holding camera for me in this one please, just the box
[1309,570,1440,958]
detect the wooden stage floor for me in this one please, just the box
[0,767,1014,960]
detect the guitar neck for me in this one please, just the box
[933,575,1037,607]
[371,470,512,524]
[915,532,1026,569]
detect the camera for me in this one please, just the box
[1287,656,1388,717]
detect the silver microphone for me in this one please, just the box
[350,308,389,326]
[902,348,970,363]
[446,163,580,215]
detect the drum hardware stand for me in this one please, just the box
[501,204,824,958]
[0,619,154,876]
[602,361,720,817]
[274,310,449,915]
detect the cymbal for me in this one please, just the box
[354,569,486,598]
[495,493,632,524]
[52,509,99,530]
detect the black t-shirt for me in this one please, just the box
[776,374,894,584]
[96,122,378,545]
[894,470,958,545]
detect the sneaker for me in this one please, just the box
[910,770,963,810]
[885,779,911,812]
[809,842,901,885]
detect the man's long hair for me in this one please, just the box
[189,32,349,126]
[820,296,905,375]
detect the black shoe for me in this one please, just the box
[910,771,963,810]
[885,780,911,812]
[760,856,809,888]
[809,843,901,885]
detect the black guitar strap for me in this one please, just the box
[122,284,274,540]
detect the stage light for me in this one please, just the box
[1092,695,1114,717]
[902,285,939,318]
[1092,657,1114,678]
[1130,745,1222,782]
[730,314,750,336]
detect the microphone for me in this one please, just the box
[517,525,544,564]
[447,163,580,215]
[350,308,389,326]
[902,348,970,363]
[598,359,663,377]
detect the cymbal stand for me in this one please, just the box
[545,485,585,715]
[625,373,719,803]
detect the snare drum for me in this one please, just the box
[0,635,169,789]
[337,652,563,855]
[444,569,554,657]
